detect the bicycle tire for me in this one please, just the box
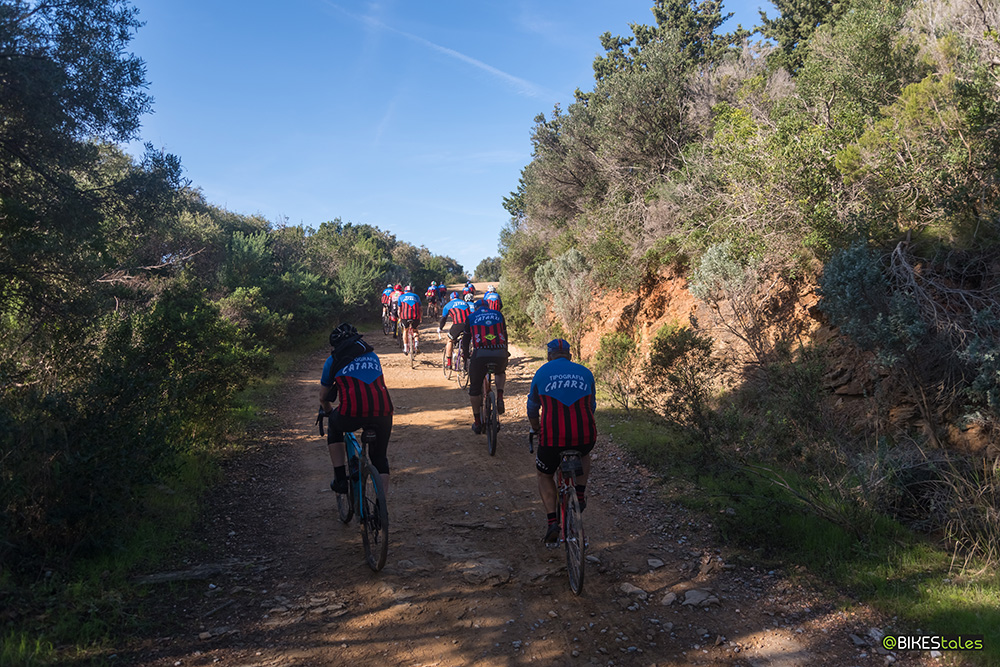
[484,391,497,456]
[443,350,453,379]
[457,357,468,389]
[564,493,586,594]
[360,462,389,571]
[382,313,392,336]
[336,482,355,524]
[409,329,416,369]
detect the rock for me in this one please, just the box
[648,558,665,569]
[850,633,867,646]
[198,631,212,640]
[682,589,720,607]
[661,592,677,606]
[459,559,511,585]
[620,583,648,600]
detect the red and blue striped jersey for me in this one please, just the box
[484,291,502,311]
[321,351,393,417]
[440,298,470,325]
[380,288,392,305]
[526,357,597,448]
[464,307,507,351]
[398,291,421,320]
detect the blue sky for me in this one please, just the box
[127,0,772,274]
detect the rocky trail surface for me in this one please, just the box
[120,317,942,667]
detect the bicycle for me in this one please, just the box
[481,361,500,456]
[317,411,389,571]
[381,307,393,336]
[442,335,468,388]
[402,323,419,368]
[529,431,585,594]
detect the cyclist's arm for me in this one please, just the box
[526,377,541,432]
[460,322,472,358]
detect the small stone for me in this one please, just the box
[661,592,677,606]
[620,583,648,600]
[198,632,212,640]
[648,558,665,569]
[850,633,867,646]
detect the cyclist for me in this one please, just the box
[380,283,393,318]
[437,291,471,369]
[483,284,502,311]
[320,323,394,494]
[462,282,476,299]
[388,283,404,337]
[424,281,439,318]
[461,298,508,434]
[436,282,448,303]
[527,339,597,544]
[398,285,422,354]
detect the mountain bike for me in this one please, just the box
[481,361,500,456]
[529,431,585,594]
[381,307,393,336]
[318,412,389,571]
[442,335,468,388]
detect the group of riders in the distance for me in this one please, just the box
[319,280,597,546]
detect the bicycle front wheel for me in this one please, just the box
[484,391,497,456]
[564,494,586,594]
[360,463,389,571]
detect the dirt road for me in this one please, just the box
[122,315,937,666]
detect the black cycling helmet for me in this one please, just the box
[329,322,359,347]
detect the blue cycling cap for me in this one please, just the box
[547,338,570,353]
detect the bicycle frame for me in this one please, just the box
[529,432,586,594]
[318,413,389,572]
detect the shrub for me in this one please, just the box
[593,332,642,414]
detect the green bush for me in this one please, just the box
[593,332,641,414]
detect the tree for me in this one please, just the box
[759,0,849,72]
[474,257,501,282]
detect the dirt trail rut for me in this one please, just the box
[123,314,938,667]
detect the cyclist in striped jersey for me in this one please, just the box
[437,291,471,369]
[527,338,597,544]
[461,299,509,434]
[320,323,394,494]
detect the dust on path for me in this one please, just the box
[123,314,939,667]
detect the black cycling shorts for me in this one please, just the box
[327,411,393,475]
[447,322,465,342]
[400,318,421,328]
[535,442,595,476]
[467,349,508,397]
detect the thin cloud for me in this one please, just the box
[324,2,553,98]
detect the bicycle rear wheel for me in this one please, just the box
[409,329,417,368]
[564,494,585,594]
[360,462,389,571]
[443,349,452,379]
[382,313,392,336]
[484,391,497,456]
[457,357,468,389]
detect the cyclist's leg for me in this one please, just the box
[366,415,392,490]
[467,354,485,431]
[535,448,561,542]
[326,410,350,492]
